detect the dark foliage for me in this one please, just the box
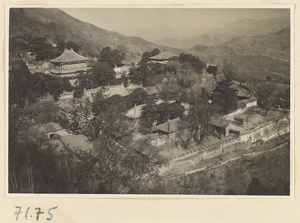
[138,48,161,65]
[139,101,184,134]
[256,81,276,115]
[129,62,165,87]
[98,47,126,68]
[73,87,84,98]
[127,88,151,109]
[91,61,116,86]
[212,79,238,114]
[178,53,204,73]
[9,62,46,107]
[57,40,81,53]
[206,65,218,75]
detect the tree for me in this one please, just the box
[185,87,217,144]
[139,101,185,133]
[98,47,126,68]
[129,49,167,87]
[212,79,237,114]
[55,146,98,193]
[178,53,204,73]
[9,103,69,193]
[187,102,216,144]
[92,136,160,194]
[127,88,149,108]
[26,100,60,124]
[128,62,165,87]
[61,77,73,92]
[156,102,184,124]
[42,74,64,102]
[9,62,46,107]
[9,140,63,193]
[57,40,81,53]
[128,65,144,85]
[256,81,275,116]
[143,62,165,87]
[30,37,57,61]
[92,61,116,86]
[73,87,84,99]
[176,128,193,149]
[158,73,181,102]
[92,93,127,117]
[91,91,133,143]
[58,99,87,134]
[206,65,218,76]
[138,48,161,65]
[139,103,159,134]
[59,89,131,142]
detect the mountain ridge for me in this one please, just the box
[9,8,184,62]
[190,26,290,84]
[154,16,290,49]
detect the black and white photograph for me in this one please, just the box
[8,6,292,195]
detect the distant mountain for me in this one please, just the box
[9,8,183,62]
[154,17,290,49]
[154,37,192,49]
[193,27,290,84]
[190,44,207,52]
[155,33,233,49]
[197,27,290,62]
[218,17,290,37]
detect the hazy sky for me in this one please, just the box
[60,8,290,42]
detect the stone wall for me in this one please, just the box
[239,114,290,144]
[171,113,289,161]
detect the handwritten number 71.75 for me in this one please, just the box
[14,206,58,221]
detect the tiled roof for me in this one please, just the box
[50,49,90,63]
[152,117,187,134]
[143,86,160,95]
[84,84,129,101]
[106,84,129,97]
[149,52,176,60]
[210,117,230,128]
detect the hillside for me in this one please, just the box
[154,17,289,49]
[155,32,233,49]
[219,17,290,37]
[199,27,290,61]
[191,27,290,84]
[9,8,183,62]
[190,44,207,52]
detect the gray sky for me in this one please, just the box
[60,8,290,42]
